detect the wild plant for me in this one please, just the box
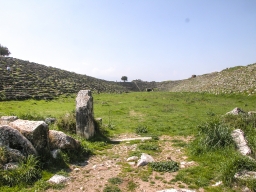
[0,155,41,186]
[149,161,179,172]
[190,117,234,155]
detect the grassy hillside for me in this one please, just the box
[0,57,255,101]
[157,63,256,94]
[0,57,130,100]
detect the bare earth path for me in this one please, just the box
[46,135,200,192]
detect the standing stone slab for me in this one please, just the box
[9,119,50,157]
[76,90,95,139]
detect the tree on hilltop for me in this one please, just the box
[121,76,128,82]
[0,44,11,56]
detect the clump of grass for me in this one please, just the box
[0,155,41,186]
[138,143,159,151]
[103,185,122,192]
[149,161,179,172]
[135,125,148,134]
[108,177,123,185]
[221,154,256,186]
[190,117,234,155]
[0,146,8,167]
[127,180,137,191]
[18,112,45,121]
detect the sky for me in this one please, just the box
[1,0,256,82]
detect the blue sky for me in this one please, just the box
[1,0,256,82]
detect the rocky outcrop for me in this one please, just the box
[49,130,80,150]
[0,125,38,157]
[76,90,95,139]
[9,119,50,156]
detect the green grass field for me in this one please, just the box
[1,92,256,191]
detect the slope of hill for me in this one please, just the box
[0,57,129,100]
[157,63,256,94]
[0,57,255,101]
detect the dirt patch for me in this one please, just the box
[46,135,198,192]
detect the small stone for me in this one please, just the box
[127,156,139,162]
[128,162,136,166]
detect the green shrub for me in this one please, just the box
[56,111,76,134]
[149,161,179,172]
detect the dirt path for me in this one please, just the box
[46,135,198,192]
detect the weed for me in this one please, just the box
[127,180,137,191]
[149,161,179,172]
[135,125,148,134]
[221,154,256,186]
[108,177,123,185]
[138,143,159,151]
[190,117,234,155]
[103,185,121,192]
[0,155,41,186]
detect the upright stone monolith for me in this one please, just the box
[76,90,95,139]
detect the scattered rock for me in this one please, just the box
[3,162,19,170]
[212,181,222,186]
[157,189,195,192]
[234,170,256,180]
[137,153,154,167]
[45,117,56,125]
[180,161,196,169]
[6,147,25,162]
[127,156,139,162]
[48,174,70,184]
[51,149,61,159]
[74,168,80,172]
[0,116,18,125]
[231,129,251,156]
[226,107,246,115]
[49,130,80,150]
[0,125,38,157]
[248,111,256,116]
[128,162,136,166]
[9,119,50,157]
